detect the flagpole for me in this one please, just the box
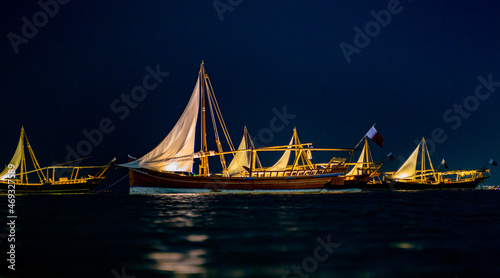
[354,124,376,150]
[483,160,490,169]
[353,136,365,150]
[345,136,365,166]
[376,153,385,162]
[377,152,393,162]
[483,159,497,169]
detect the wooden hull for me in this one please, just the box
[0,178,105,194]
[129,168,351,194]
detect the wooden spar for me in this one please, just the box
[291,149,301,171]
[214,146,354,156]
[199,61,209,176]
[21,165,112,175]
[51,156,92,167]
[255,143,312,149]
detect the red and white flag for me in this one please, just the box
[366,126,383,148]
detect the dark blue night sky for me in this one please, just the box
[1,1,499,185]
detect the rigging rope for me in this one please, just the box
[206,76,235,152]
[100,173,129,191]
[205,77,229,175]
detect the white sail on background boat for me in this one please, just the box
[346,142,367,176]
[392,141,420,179]
[262,127,316,173]
[226,133,251,176]
[226,127,263,176]
[391,138,437,181]
[0,129,23,180]
[266,136,294,172]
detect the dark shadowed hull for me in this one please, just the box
[0,178,105,194]
[128,168,353,194]
[342,174,389,190]
[388,178,486,191]
[344,181,390,190]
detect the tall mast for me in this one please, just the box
[424,137,438,182]
[421,137,425,181]
[291,127,314,170]
[199,61,209,176]
[20,128,26,184]
[364,137,369,171]
[25,129,46,182]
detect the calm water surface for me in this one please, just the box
[2,191,500,277]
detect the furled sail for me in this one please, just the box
[266,136,294,171]
[120,78,200,172]
[346,143,367,176]
[227,134,251,176]
[0,129,24,180]
[393,142,420,179]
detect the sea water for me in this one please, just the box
[1,190,500,277]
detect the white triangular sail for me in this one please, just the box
[227,134,251,176]
[393,142,421,179]
[0,129,24,180]
[267,136,294,171]
[347,143,367,176]
[120,77,200,172]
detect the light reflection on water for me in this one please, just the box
[145,195,215,274]
[186,234,209,242]
[391,241,421,250]
[148,249,207,274]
